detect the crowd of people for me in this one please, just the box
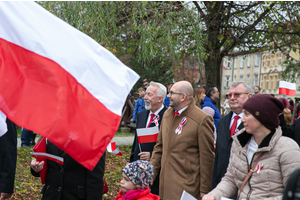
[2,80,300,200]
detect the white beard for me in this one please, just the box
[145,100,152,110]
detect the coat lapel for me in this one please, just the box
[225,112,234,141]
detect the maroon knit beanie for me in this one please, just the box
[243,94,284,130]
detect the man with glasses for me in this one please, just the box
[130,81,167,195]
[212,81,252,193]
[151,81,215,200]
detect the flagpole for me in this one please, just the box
[138,143,142,153]
[122,156,128,164]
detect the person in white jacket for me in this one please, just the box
[203,94,300,200]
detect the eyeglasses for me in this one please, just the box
[169,91,183,96]
[225,93,249,99]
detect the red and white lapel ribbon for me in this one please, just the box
[175,117,187,135]
[254,163,264,174]
[151,115,160,126]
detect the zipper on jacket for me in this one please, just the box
[245,152,256,200]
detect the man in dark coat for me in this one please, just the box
[31,140,105,200]
[130,81,167,195]
[212,81,252,190]
[0,118,17,200]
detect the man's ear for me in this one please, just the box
[181,93,187,102]
[158,96,163,103]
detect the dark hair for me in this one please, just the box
[290,100,295,106]
[283,168,300,200]
[205,85,216,98]
[255,86,261,90]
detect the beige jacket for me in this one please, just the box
[210,127,300,200]
[150,100,215,200]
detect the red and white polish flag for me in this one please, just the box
[137,126,159,144]
[0,2,139,170]
[279,81,296,96]
[31,152,64,166]
[107,142,122,156]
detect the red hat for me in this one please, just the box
[243,94,284,130]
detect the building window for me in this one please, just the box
[233,75,236,82]
[277,53,282,66]
[247,55,251,68]
[234,57,237,69]
[240,58,244,69]
[262,75,267,89]
[240,75,244,81]
[270,54,276,67]
[255,54,260,67]
[225,76,230,88]
[263,55,270,68]
[269,76,273,89]
[227,58,231,69]
[247,74,250,84]
[274,75,278,89]
[254,74,258,87]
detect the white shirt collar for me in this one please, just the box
[176,105,188,115]
[150,104,164,116]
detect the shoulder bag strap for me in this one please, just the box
[236,152,265,200]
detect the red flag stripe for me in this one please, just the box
[137,134,158,144]
[111,142,117,151]
[279,88,296,96]
[0,38,120,170]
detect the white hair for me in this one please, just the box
[149,81,167,101]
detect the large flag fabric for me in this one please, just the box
[0,2,139,170]
[136,126,159,144]
[279,81,296,96]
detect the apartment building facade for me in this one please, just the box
[220,50,300,109]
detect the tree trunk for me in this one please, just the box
[204,23,223,109]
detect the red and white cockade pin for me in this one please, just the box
[175,117,187,135]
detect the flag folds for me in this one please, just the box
[107,142,122,156]
[0,2,139,170]
[279,81,296,96]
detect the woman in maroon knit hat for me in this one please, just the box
[203,94,300,200]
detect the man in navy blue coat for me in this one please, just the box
[130,81,167,195]
[212,82,252,191]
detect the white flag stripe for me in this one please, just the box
[0,111,7,137]
[279,81,296,90]
[112,148,121,155]
[0,2,139,116]
[30,152,64,163]
[106,143,114,152]
[136,126,159,137]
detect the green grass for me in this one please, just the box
[114,132,134,137]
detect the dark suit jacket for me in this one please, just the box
[32,141,105,200]
[130,105,167,195]
[212,112,244,189]
[0,118,17,194]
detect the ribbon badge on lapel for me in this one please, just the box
[254,163,264,174]
[151,115,160,126]
[175,117,187,135]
